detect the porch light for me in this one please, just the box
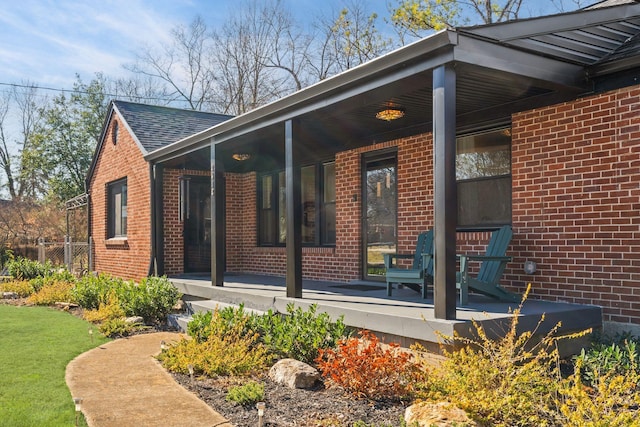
[524,260,537,275]
[232,153,251,161]
[375,104,405,121]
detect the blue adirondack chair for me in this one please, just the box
[384,229,434,299]
[457,225,519,305]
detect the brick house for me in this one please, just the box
[89,3,640,332]
[87,101,231,279]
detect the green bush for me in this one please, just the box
[256,303,349,364]
[574,333,640,386]
[187,310,213,342]
[118,276,180,324]
[226,381,265,405]
[71,273,126,309]
[6,257,55,280]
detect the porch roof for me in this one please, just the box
[144,2,640,170]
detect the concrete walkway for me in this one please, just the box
[66,332,232,427]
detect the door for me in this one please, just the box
[363,153,397,281]
[184,177,211,273]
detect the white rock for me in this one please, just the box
[125,316,145,324]
[269,358,320,389]
[405,401,479,427]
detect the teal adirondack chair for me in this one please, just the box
[384,229,434,299]
[457,225,519,305]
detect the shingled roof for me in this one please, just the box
[113,100,232,154]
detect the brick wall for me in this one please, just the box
[218,84,639,324]
[510,85,640,324]
[89,115,150,281]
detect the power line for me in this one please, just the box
[0,81,179,104]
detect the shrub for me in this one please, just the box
[6,257,55,280]
[257,303,349,364]
[118,276,180,324]
[0,280,34,297]
[316,330,418,401]
[416,285,586,427]
[27,280,75,305]
[99,317,141,338]
[558,358,640,426]
[226,381,265,405]
[29,269,76,292]
[574,333,640,386]
[83,291,125,323]
[187,310,214,342]
[72,273,126,310]
[159,312,270,377]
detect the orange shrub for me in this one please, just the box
[316,330,417,401]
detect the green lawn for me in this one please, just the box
[0,305,110,427]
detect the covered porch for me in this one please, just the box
[146,5,638,324]
[170,274,602,356]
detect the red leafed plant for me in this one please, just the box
[315,330,418,401]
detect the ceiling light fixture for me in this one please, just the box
[232,153,251,161]
[375,104,405,121]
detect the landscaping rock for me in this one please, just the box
[125,316,145,325]
[405,401,479,427]
[55,302,79,309]
[268,358,319,389]
[2,292,19,299]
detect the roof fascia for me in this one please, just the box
[145,30,457,162]
[454,33,587,89]
[589,55,640,76]
[86,102,116,187]
[461,3,640,42]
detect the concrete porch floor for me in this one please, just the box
[170,273,602,355]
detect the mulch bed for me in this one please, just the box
[172,372,408,426]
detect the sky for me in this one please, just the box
[0,0,576,94]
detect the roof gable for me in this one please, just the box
[86,101,232,187]
[112,101,232,154]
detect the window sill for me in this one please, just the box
[105,237,128,247]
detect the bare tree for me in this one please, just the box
[211,0,293,115]
[126,16,217,111]
[0,83,47,201]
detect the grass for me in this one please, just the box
[0,305,110,427]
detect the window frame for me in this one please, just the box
[456,127,512,231]
[107,178,128,239]
[257,160,336,247]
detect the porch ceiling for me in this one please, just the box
[166,63,577,173]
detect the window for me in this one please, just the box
[107,178,127,238]
[259,161,336,246]
[456,128,511,228]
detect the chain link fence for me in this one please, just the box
[38,237,92,275]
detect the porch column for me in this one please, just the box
[210,140,224,287]
[433,64,457,320]
[285,119,302,298]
